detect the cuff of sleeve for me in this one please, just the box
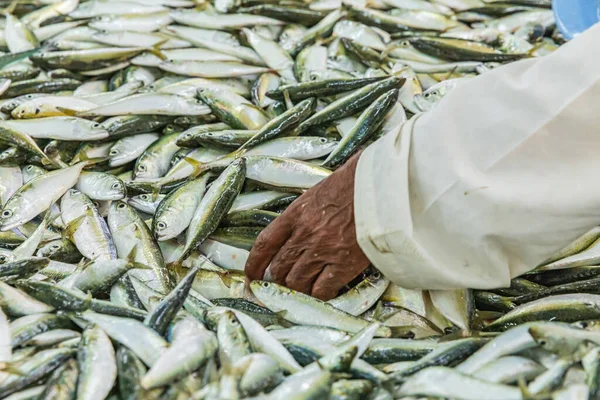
[354,116,425,287]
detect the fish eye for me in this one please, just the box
[138,165,147,171]
[111,182,121,189]
[372,272,381,279]
[26,165,33,171]
[424,93,430,98]
[93,202,100,208]
[51,244,59,249]
[206,132,213,136]
[578,321,589,329]
[261,282,269,288]
[92,123,101,128]
[401,40,410,47]
[25,94,33,99]
[157,221,167,229]
[1,210,12,218]
[0,255,5,261]
[319,138,327,143]
[109,150,118,156]
[538,339,547,346]
[140,194,149,200]
[117,203,126,209]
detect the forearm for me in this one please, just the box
[355,21,600,290]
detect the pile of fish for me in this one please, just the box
[0,0,597,398]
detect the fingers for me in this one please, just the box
[311,262,368,301]
[244,216,292,281]
[266,234,305,285]
[285,252,326,295]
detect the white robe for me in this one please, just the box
[355,22,600,290]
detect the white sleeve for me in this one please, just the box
[354,21,600,290]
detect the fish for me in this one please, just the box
[77,325,117,400]
[0,1,588,398]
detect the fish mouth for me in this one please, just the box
[0,221,21,232]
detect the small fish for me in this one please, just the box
[77,325,117,400]
[0,163,87,231]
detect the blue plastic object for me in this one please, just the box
[553,0,600,40]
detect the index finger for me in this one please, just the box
[245,216,293,282]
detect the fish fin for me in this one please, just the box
[283,89,294,110]
[72,149,89,164]
[3,0,17,15]
[38,209,55,229]
[125,245,150,270]
[517,377,535,400]
[150,185,161,202]
[73,256,95,274]
[131,224,142,240]
[0,364,25,376]
[442,66,459,81]
[48,211,63,226]
[315,359,324,371]
[182,156,209,176]
[371,301,385,322]
[275,310,289,319]
[83,291,93,308]
[147,40,168,61]
[131,262,152,270]
[219,272,233,288]
[388,326,416,339]
[148,295,161,306]
[126,244,138,264]
[380,64,392,74]
[55,106,78,117]
[82,156,110,166]
[42,154,66,169]
[62,212,89,240]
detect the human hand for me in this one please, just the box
[245,152,370,300]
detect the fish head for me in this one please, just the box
[11,102,39,119]
[62,188,86,205]
[152,217,169,241]
[308,136,339,154]
[0,194,26,231]
[0,248,14,264]
[98,176,126,201]
[133,159,158,180]
[128,194,158,214]
[107,200,140,234]
[528,325,586,357]
[36,238,73,259]
[249,280,290,298]
[77,119,110,141]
